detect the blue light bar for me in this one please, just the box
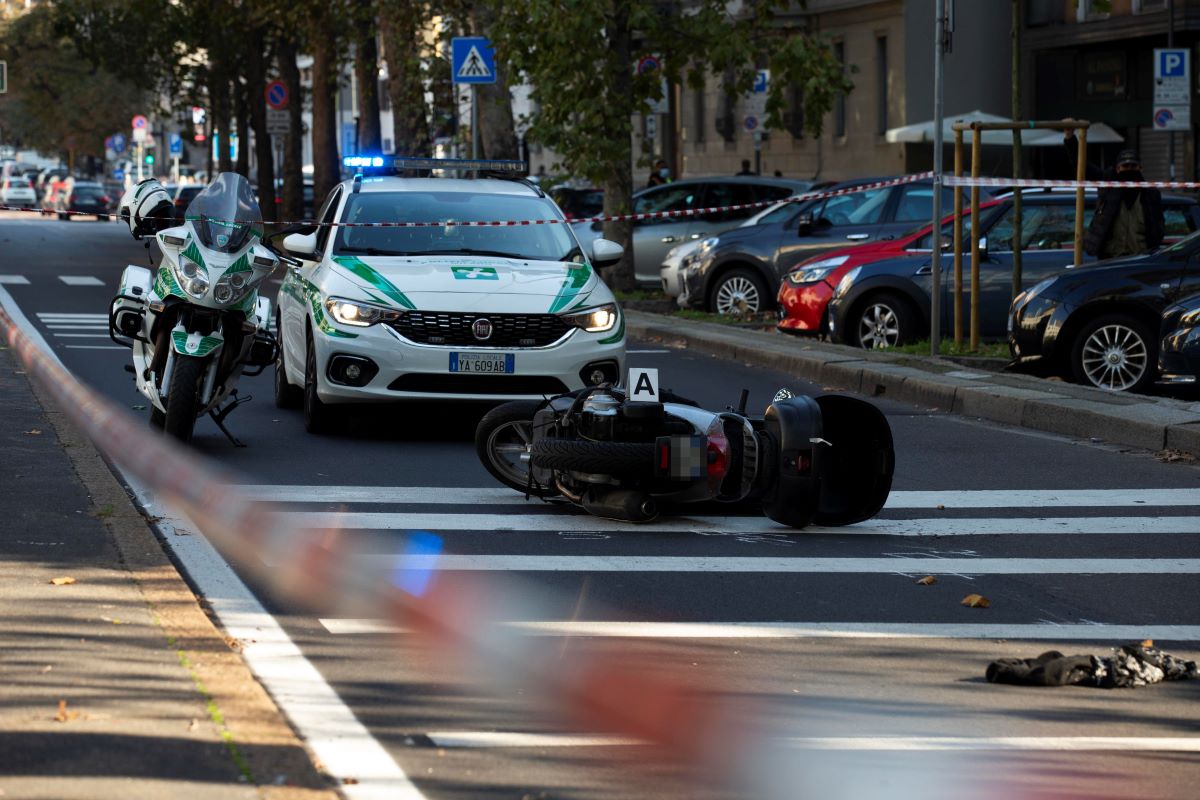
[391,157,528,172]
[343,156,385,168]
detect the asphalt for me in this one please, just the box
[625,310,1200,457]
[0,344,336,800]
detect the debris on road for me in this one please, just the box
[916,575,937,585]
[1156,449,1197,463]
[49,576,76,585]
[54,700,80,722]
[961,593,990,607]
[986,645,1198,688]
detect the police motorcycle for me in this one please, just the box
[109,174,290,444]
[475,376,894,527]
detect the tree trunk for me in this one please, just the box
[278,38,305,221]
[234,77,251,178]
[471,5,518,159]
[310,20,342,205]
[601,2,635,291]
[247,28,276,222]
[355,26,383,153]
[380,0,430,156]
[211,59,233,173]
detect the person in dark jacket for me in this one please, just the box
[1064,128,1164,259]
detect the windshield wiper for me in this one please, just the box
[560,246,584,262]
[419,248,528,259]
[337,246,412,256]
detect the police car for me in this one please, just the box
[273,158,627,432]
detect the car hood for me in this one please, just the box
[329,254,608,314]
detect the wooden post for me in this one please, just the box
[970,123,982,351]
[1074,125,1088,269]
[954,128,964,347]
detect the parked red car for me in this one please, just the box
[777,200,1000,335]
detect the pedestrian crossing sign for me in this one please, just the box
[452,37,496,84]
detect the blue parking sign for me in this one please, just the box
[452,37,496,84]
[1159,49,1187,78]
[168,132,183,156]
[111,132,127,154]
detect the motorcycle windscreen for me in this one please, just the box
[809,394,894,527]
[186,172,262,254]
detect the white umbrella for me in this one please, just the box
[1022,122,1125,146]
[886,111,1125,146]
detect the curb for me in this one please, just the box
[624,310,1200,457]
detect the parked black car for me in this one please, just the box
[1009,229,1200,393]
[827,191,1200,361]
[1159,294,1200,388]
[681,178,973,314]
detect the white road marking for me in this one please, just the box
[330,554,1200,574]
[320,618,1200,640]
[626,349,671,354]
[416,732,1200,752]
[54,333,112,338]
[37,313,108,319]
[58,276,105,286]
[63,345,125,350]
[239,485,1200,509]
[275,510,1200,536]
[0,285,425,800]
[0,275,30,285]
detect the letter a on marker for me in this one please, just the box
[628,368,659,401]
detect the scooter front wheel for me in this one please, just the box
[164,356,206,443]
[475,401,559,497]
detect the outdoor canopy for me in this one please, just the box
[885,110,1125,146]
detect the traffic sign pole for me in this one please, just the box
[472,85,479,159]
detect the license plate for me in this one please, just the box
[449,352,514,374]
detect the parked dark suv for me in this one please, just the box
[828,191,1200,363]
[681,178,972,314]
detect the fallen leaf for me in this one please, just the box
[1156,449,1197,464]
[49,576,76,586]
[342,777,359,785]
[961,593,990,608]
[41,665,52,673]
[54,699,79,723]
[916,575,937,585]
[936,504,946,510]
[188,718,199,732]
[24,429,41,436]
[1141,639,1154,648]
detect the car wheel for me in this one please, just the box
[274,314,303,409]
[303,334,336,434]
[710,268,769,316]
[1069,313,1156,393]
[852,292,917,350]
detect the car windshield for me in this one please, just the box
[185,172,262,254]
[334,191,580,261]
[1156,227,1200,256]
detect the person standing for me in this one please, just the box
[1064,128,1164,259]
[736,159,756,176]
[647,159,672,188]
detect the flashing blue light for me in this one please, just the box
[343,155,385,168]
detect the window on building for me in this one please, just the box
[1133,0,1167,11]
[717,70,737,143]
[876,36,888,135]
[833,41,846,138]
[693,84,706,144]
[786,85,805,139]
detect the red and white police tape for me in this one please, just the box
[945,175,1200,191]
[0,171,935,228]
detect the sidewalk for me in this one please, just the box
[0,346,335,800]
[626,310,1200,457]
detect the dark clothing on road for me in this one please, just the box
[987,645,1198,688]
[1065,142,1164,258]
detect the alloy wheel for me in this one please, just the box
[714,276,761,315]
[857,303,900,349]
[486,419,535,488]
[1080,323,1148,391]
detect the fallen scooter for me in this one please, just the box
[474,381,894,527]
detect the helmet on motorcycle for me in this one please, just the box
[119,178,174,239]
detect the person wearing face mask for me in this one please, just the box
[647,159,672,188]
[1064,125,1164,259]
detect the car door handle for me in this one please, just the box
[846,233,871,241]
[914,264,932,276]
[661,236,679,244]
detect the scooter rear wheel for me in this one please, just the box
[475,401,559,497]
[530,439,656,476]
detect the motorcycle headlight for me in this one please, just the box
[324,297,403,327]
[561,303,618,332]
[833,266,862,298]
[788,255,850,284]
[174,257,209,298]
[213,269,265,306]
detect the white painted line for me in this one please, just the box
[0,285,425,800]
[45,323,109,329]
[239,485,1200,509]
[417,733,1200,752]
[626,349,671,354]
[37,313,109,319]
[58,275,105,286]
[54,333,112,338]
[0,275,30,285]
[320,618,1200,641]
[339,554,1200,574]
[277,510,1200,536]
[63,345,125,350]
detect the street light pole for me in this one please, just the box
[1168,0,1176,180]
[930,0,946,356]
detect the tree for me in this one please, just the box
[492,0,852,290]
[352,2,383,154]
[379,0,431,157]
[469,4,518,159]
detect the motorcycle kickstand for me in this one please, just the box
[209,392,252,447]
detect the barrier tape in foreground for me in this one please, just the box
[0,172,934,229]
[945,175,1200,191]
[0,302,754,787]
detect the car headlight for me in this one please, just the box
[833,266,861,298]
[174,257,210,298]
[788,255,850,284]
[699,236,719,251]
[561,303,618,332]
[324,297,403,327]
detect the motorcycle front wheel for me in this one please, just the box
[475,401,559,497]
[164,355,206,443]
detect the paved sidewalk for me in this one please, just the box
[0,346,335,800]
[627,310,1200,457]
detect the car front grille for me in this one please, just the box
[387,374,569,395]
[389,311,571,348]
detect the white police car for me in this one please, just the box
[274,158,627,432]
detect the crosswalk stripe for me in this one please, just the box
[54,333,111,338]
[0,275,30,285]
[63,345,125,350]
[413,733,1200,751]
[276,510,1200,535]
[37,313,108,319]
[343,555,1200,574]
[240,485,1200,509]
[57,276,105,286]
[319,619,1200,640]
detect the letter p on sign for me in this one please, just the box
[628,368,660,402]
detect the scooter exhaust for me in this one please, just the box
[581,489,658,523]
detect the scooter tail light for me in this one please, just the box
[705,418,730,490]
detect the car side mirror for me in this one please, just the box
[282,231,319,260]
[591,238,624,268]
[797,213,814,236]
[977,236,988,254]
